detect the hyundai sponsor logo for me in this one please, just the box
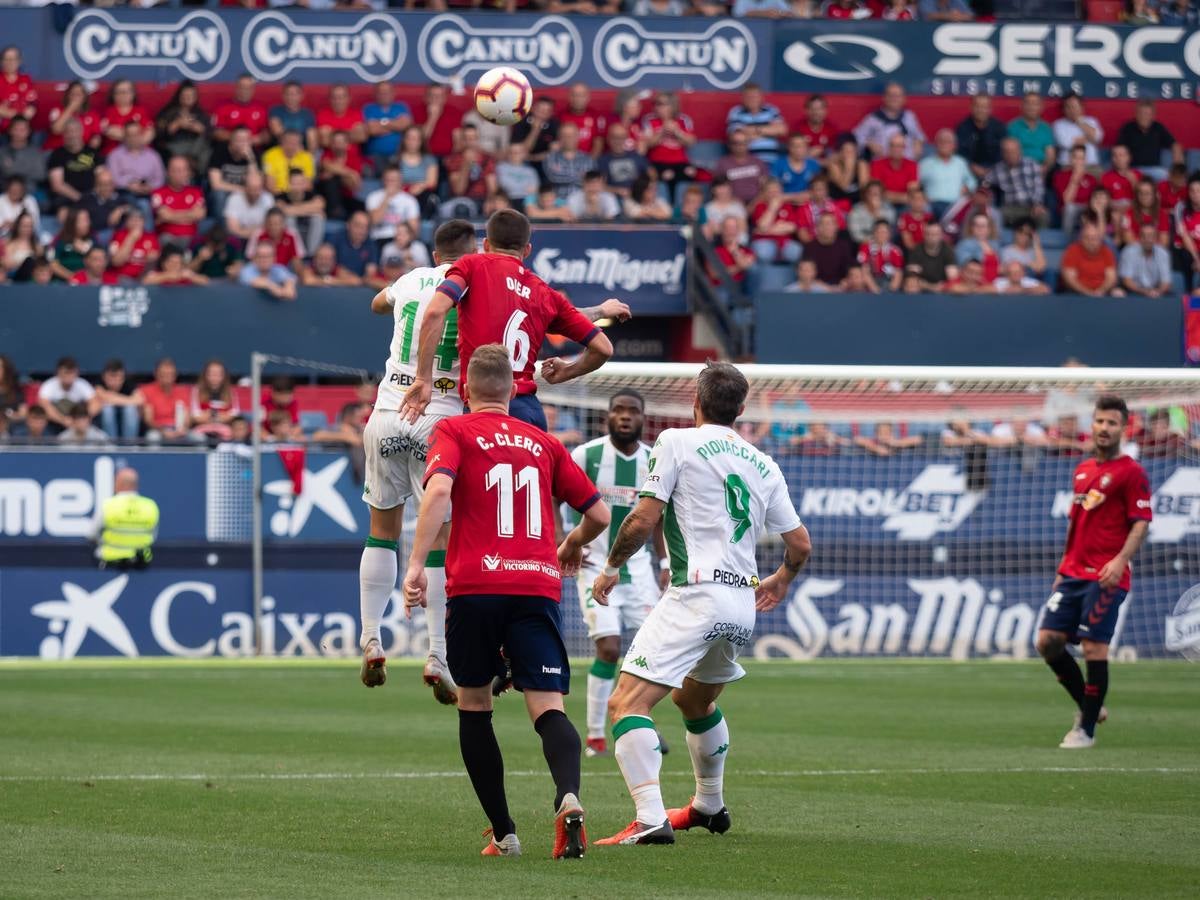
[531,247,685,295]
[64,9,231,81]
[593,18,756,90]
[242,12,406,82]
[418,14,581,85]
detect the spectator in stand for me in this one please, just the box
[693,0,735,12]
[803,211,855,288]
[108,208,160,282]
[1053,93,1103,167]
[261,130,315,195]
[749,177,801,264]
[276,168,326,257]
[0,175,37,239]
[726,83,787,164]
[512,95,560,171]
[919,130,976,217]
[798,95,839,159]
[773,134,821,201]
[366,166,421,242]
[269,82,318,153]
[48,120,102,216]
[795,422,851,455]
[80,167,130,245]
[303,242,362,287]
[1160,0,1200,27]
[496,142,541,209]
[1119,220,1173,297]
[190,223,241,282]
[642,91,697,189]
[824,0,872,17]
[920,0,974,17]
[1053,145,1099,237]
[154,81,211,176]
[985,137,1048,228]
[1101,145,1142,214]
[703,176,748,240]
[49,207,94,282]
[212,74,269,153]
[879,0,918,17]
[38,357,99,432]
[611,92,646,153]
[396,125,440,212]
[855,423,922,456]
[897,185,934,251]
[94,359,144,441]
[69,246,119,287]
[312,401,367,448]
[224,170,275,241]
[379,222,432,274]
[317,84,366,151]
[905,220,958,292]
[1160,161,1188,208]
[363,81,412,172]
[955,211,1001,283]
[207,126,259,216]
[0,117,45,188]
[544,0,620,12]
[955,95,1005,180]
[57,403,110,447]
[1007,91,1057,174]
[316,130,365,221]
[560,83,607,156]
[947,258,995,295]
[715,131,769,204]
[1139,408,1185,458]
[262,376,300,433]
[419,83,462,159]
[795,173,847,242]
[710,215,757,294]
[634,0,689,11]
[1084,187,1118,241]
[1001,218,1047,277]
[446,124,498,205]
[144,246,210,287]
[870,133,920,206]
[190,360,240,441]
[1062,218,1122,296]
[107,120,165,215]
[1116,99,1181,183]
[0,354,25,424]
[99,80,153,155]
[624,174,673,222]
[543,121,593,199]
[151,156,206,251]
[246,207,305,272]
[733,0,793,15]
[46,81,101,153]
[674,183,707,228]
[595,124,648,199]
[1124,0,1160,22]
[141,357,190,441]
[855,83,925,161]
[2,211,40,281]
[567,170,621,222]
[16,405,50,444]
[784,258,830,293]
[858,219,905,291]
[827,136,867,206]
[526,184,576,223]
[848,179,896,243]
[994,259,1050,295]
[330,210,380,283]
[1121,179,1170,247]
[0,46,36,133]
[238,241,298,302]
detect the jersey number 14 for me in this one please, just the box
[397,302,458,372]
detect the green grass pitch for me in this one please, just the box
[1,659,1197,899]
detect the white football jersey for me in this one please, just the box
[375,264,464,417]
[639,424,801,588]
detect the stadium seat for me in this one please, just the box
[1040,230,1068,250]
[755,264,794,293]
[689,140,725,171]
[299,411,329,435]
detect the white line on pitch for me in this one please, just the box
[1,766,1197,783]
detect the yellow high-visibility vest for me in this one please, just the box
[98,494,159,564]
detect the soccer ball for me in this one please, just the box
[473,67,532,127]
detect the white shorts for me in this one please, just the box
[620,583,755,689]
[362,408,447,512]
[577,563,659,641]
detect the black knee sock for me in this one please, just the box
[1045,650,1086,710]
[1081,660,1109,737]
[534,709,581,810]
[458,709,513,838]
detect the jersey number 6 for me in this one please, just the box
[502,309,532,373]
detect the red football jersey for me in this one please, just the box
[1101,169,1141,204]
[151,185,206,238]
[70,270,119,286]
[317,108,364,141]
[440,253,600,398]
[45,109,102,151]
[99,105,151,153]
[1122,207,1170,240]
[750,200,801,246]
[898,209,932,245]
[857,241,904,278]
[0,73,36,128]
[109,230,160,280]
[795,199,847,237]
[560,109,607,154]
[1052,170,1097,205]
[869,158,919,196]
[1059,455,1152,591]
[425,411,601,599]
[797,121,839,157]
[214,100,269,136]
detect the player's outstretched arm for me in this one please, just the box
[579,298,632,324]
[541,331,614,386]
[558,500,610,578]
[592,496,664,605]
[402,473,453,614]
[755,525,812,612]
[399,289,454,422]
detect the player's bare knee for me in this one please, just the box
[1036,630,1066,659]
[1080,639,1109,661]
[368,506,403,543]
[671,690,714,721]
[595,636,620,665]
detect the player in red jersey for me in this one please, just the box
[403,345,610,859]
[400,208,627,430]
[1036,395,1151,750]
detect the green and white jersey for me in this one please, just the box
[640,423,801,589]
[375,264,463,417]
[563,436,653,583]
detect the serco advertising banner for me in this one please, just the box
[774,21,1200,100]
[36,8,769,90]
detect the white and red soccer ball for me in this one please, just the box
[473,66,532,127]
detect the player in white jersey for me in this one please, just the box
[592,362,812,847]
[358,220,477,702]
[560,390,670,758]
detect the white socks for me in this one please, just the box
[359,540,397,648]
[424,554,447,659]
[684,708,729,815]
[613,716,666,826]
[586,658,618,739]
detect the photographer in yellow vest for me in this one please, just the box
[94,467,159,570]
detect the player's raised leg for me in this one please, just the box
[359,503,400,687]
[667,678,733,835]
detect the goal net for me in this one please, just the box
[540,364,1200,662]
